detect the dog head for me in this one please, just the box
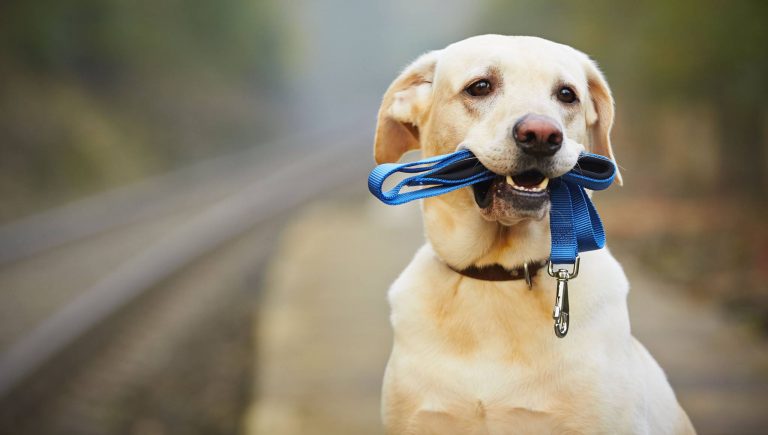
[374,35,620,267]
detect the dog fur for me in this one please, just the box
[374,35,695,435]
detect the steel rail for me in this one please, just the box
[0,128,373,397]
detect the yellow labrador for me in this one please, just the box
[374,35,695,435]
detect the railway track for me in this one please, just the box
[0,124,373,434]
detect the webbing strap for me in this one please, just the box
[367,150,495,205]
[367,150,616,264]
[549,153,615,264]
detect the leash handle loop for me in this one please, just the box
[367,149,495,205]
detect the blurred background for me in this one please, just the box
[0,0,766,434]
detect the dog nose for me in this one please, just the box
[512,114,563,157]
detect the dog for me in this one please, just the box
[373,35,695,434]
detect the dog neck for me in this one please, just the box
[422,192,552,271]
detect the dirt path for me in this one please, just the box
[244,195,768,435]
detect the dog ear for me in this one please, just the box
[374,51,440,164]
[582,57,623,185]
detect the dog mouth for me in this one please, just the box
[505,171,550,193]
[472,169,550,220]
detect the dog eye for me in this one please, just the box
[556,86,578,104]
[465,79,493,97]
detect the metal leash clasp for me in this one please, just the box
[547,256,580,338]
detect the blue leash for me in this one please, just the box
[547,155,615,264]
[368,149,615,264]
[368,149,617,338]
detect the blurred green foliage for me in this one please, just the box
[0,0,284,221]
[0,0,281,81]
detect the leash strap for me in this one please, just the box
[548,153,615,264]
[367,149,495,205]
[367,150,616,264]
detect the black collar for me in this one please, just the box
[447,259,548,287]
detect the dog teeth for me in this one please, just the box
[505,175,549,192]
